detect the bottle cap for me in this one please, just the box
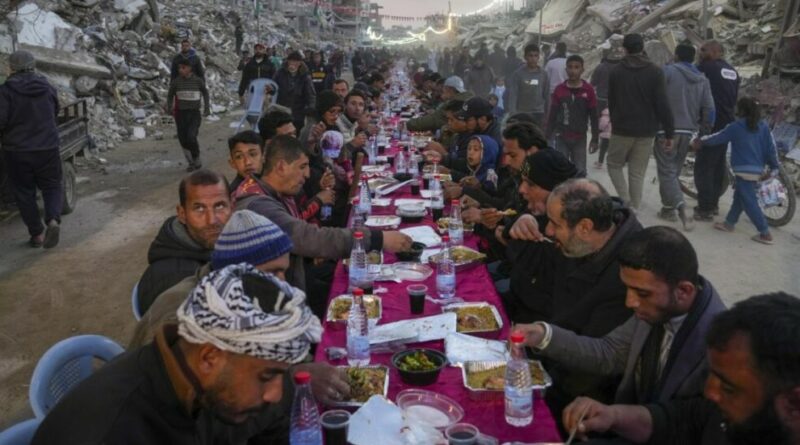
[361,174,368,180]
[353,197,360,204]
[353,288,364,296]
[354,231,364,239]
[435,175,441,180]
[294,371,311,384]
[442,235,450,242]
[451,199,459,205]
[510,332,525,343]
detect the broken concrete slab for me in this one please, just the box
[73,76,99,96]
[22,45,112,79]
[9,2,83,51]
[526,0,589,36]
[586,0,632,31]
[629,0,692,34]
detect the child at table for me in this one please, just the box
[457,135,499,193]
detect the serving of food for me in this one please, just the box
[463,360,550,392]
[327,294,382,322]
[436,217,475,232]
[444,304,500,333]
[428,246,486,269]
[395,350,439,372]
[392,349,447,386]
[340,366,389,404]
[497,208,518,217]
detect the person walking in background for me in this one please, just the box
[166,60,211,171]
[503,45,524,81]
[545,55,599,172]
[694,40,740,221]
[272,51,316,133]
[544,41,568,96]
[488,43,506,78]
[692,97,780,245]
[595,108,611,169]
[607,33,674,209]
[655,42,714,230]
[237,43,275,106]
[506,43,550,127]
[0,50,63,248]
[464,54,494,99]
[590,34,625,112]
[170,39,205,80]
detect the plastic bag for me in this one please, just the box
[758,177,787,208]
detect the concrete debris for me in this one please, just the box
[1,0,312,150]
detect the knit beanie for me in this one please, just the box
[211,210,293,270]
[317,90,343,116]
[521,149,581,191]
[9,51,35,72]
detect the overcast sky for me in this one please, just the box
[376,0,507,25]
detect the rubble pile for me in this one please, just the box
[454,0,800,122]
[1,0,308,150]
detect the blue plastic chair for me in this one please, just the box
[236,78,278,132]
[0,418,41,445]
[29,335,125,418]
[131,281,142,321]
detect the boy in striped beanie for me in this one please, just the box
[211,209,293,273]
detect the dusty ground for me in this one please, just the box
[1,113,799,428]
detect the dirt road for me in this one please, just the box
[1,114,799,427]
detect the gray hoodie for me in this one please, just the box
[663,62,715,134]
[506,65,550,115]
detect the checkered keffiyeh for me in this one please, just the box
[176,263,322,364]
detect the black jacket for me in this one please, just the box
[608,54,674,138]
[697,59,740,131]
[542,203,641,420]
[238,57,275,97]
[0,72,60,152]
[307,61,334,95]
[646,397,727,445]
[31,326,291,445]
[137,216,211,315]
[273,65,317,124]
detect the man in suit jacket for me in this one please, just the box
[518,226,726,414]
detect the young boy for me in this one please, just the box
[488,94,504,121]
[227,130,264,193]
[545,55,599,172]
[506,44,550,126]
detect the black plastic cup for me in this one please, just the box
[432,207,443,221]
[407,284,427,314]
[321,410,350,445]
[378,144,386,155]
[423,176,430,189]
[387,156,395,167]
[411,182,420,195]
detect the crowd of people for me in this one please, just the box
[0,29,797,445]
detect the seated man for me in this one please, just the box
[258,109,296,145]
[518,226,726,418]
[406,75,472,135]
[561,292,800,445]
[423,99,472,170]
[136,169,232,315]
[460,96,503,152]
[235,135,412,314]
[538,178,642,425]
[228,130,265,192]
[32,263,323,445]
[500,150,581,323]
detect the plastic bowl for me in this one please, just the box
[395,242,426,262]
[396,388,464,429]
[394,172,413,182]
[392,348,446,386]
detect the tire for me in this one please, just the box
[763,167,796,227]
[61,160,76,215]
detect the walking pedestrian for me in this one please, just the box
[166,60,210,171]
[272,51,316,133]
[692,97,780,245]
[506,43,550,127]
[0,50,63,248]
[545,55,599,172]
[237,43,275,106]
[544,41,568,96]
[654,42,714,230]
[234,23,243,55]
[694,40,740,221]
[169,39,205,80]
[607,33,674,209]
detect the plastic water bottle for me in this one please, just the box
[409,149,420,179]
[289,371,323,445]
[367,136,377,164]
[358,175,372,216]
[430,174,444,220]
[449,199,464,246]
[349,231,371,292]
[347,287,371,366]
[505,332,533,427]
[395,148,407,174]
[436,235,456,300]
[351,197,364,230]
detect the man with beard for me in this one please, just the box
[332,78,349,100]
[135,169,232,315]
[272,51,316,133]
[559,291,800,445]
[32,263,323,445]
[516,226,726,442]
[170,39,205,80]
[238,43,276,106]
[535,178,641,427]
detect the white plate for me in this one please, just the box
[365,215,401,228]
[399,226,442,247]
[362,164,388,173]
[420,189,434,199]
[372,198,392,207]
[394,198,430,208]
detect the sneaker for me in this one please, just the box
[656,208,678,222]
[694,209,714,222]
[751,233,774,245]
[43,220,60,249]
[677,205,694,232]
[29,233,44,248]
[713,222,735,233]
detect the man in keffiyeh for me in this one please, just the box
[32,263,324,445]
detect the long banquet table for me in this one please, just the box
[313,143,563,443]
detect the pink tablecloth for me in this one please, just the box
[313,147,562,443]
